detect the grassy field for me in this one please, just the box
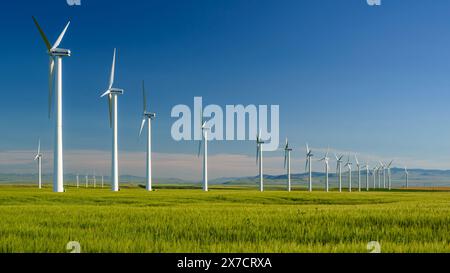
[0,185,449,253]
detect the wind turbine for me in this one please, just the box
[76,174,79,188]
[372,166,377,189]
[283,138,293,192]
[387,160,394,190]
[345,156,352,192]
[34,139,43,189]
[335,154,344,192]
[101,48,124,192]
[32,17,71,193]
[256,131,265,192]
[404,166,409,189]
[93,172,97,188]
[85,175,88,188]
[355,155,361,192]
[379,161,386,189]
[101,175,104,188]
[377,164,382,188]
[363,163,370,191]
[305,144,313,192]
[319,148,330,192]
[198,110,210,192]
[139,81,156,192]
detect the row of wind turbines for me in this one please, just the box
[31,17,410,193]
[32,17,155,192]
[267,141,410,193]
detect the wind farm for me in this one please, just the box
[2,1,450,256]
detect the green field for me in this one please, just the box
[0,185,449,253]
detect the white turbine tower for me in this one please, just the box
[34,139,43,189]
[380,161,386,189]
[76,174,79,188]
[345,156,352,192]
[283,138,293,192]
[32,17,71,193]
[319,148,330,192]
[335,154,344,192]
[404,166,409,189]
[139,81,156,192]
[372,166,377,189]
[355,155,361,192]
[387,160,394,190]
[101,175,104,188]
[198,112,210,192]
[85,175,88,188]
[93,172,97,188]
[101,48,124,192]
[305,144,313,192]
[363,163,370,191]
[377,164,382,188]
[256,131,265,192]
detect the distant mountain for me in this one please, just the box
[1,168,450,187]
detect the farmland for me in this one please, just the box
[0,185,449,253]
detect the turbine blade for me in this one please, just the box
[32,16,52,51]
[48,57,54,119]
[52,21,70,49]
[139,118,146,137]
[101,90,111,98]
[109,48,116,90]
[256,144,259,165]
[37,139,41,155]
[284,151,287,169]
[305,158,309,172]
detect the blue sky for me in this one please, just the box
[1,0,450,179]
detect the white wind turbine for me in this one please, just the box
[387,160,394,190]
[256,131,265,192]
[335,154,344,192]
[198,111,210,192]
[76,174,79,188]
[363,163,370,191]
[283,138,293,192]
[305,144,313,192]
[319,148,330,192]
[355,155,361,192]
[379,161,386,189]
[34,139,43,189]
[101,175,104,188]
[372,166,377,189]
[32,17,71,193]
[85,175,88,188]
[404,166,409,189]
[101,48,124,192]
[93,172,97,188]
[377,164,382,188]
[139,81,156,191]
[345,156,352,192]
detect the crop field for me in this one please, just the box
[0,185,449,253]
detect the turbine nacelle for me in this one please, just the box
[49,48,71,57]
[144,112,156,119]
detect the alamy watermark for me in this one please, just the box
[171,97,280,151]
[367,241,381,253]
[67,0,81,6]
[367,0,381,6]
[66,241,81,253]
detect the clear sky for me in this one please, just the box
[1,0,450,179]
